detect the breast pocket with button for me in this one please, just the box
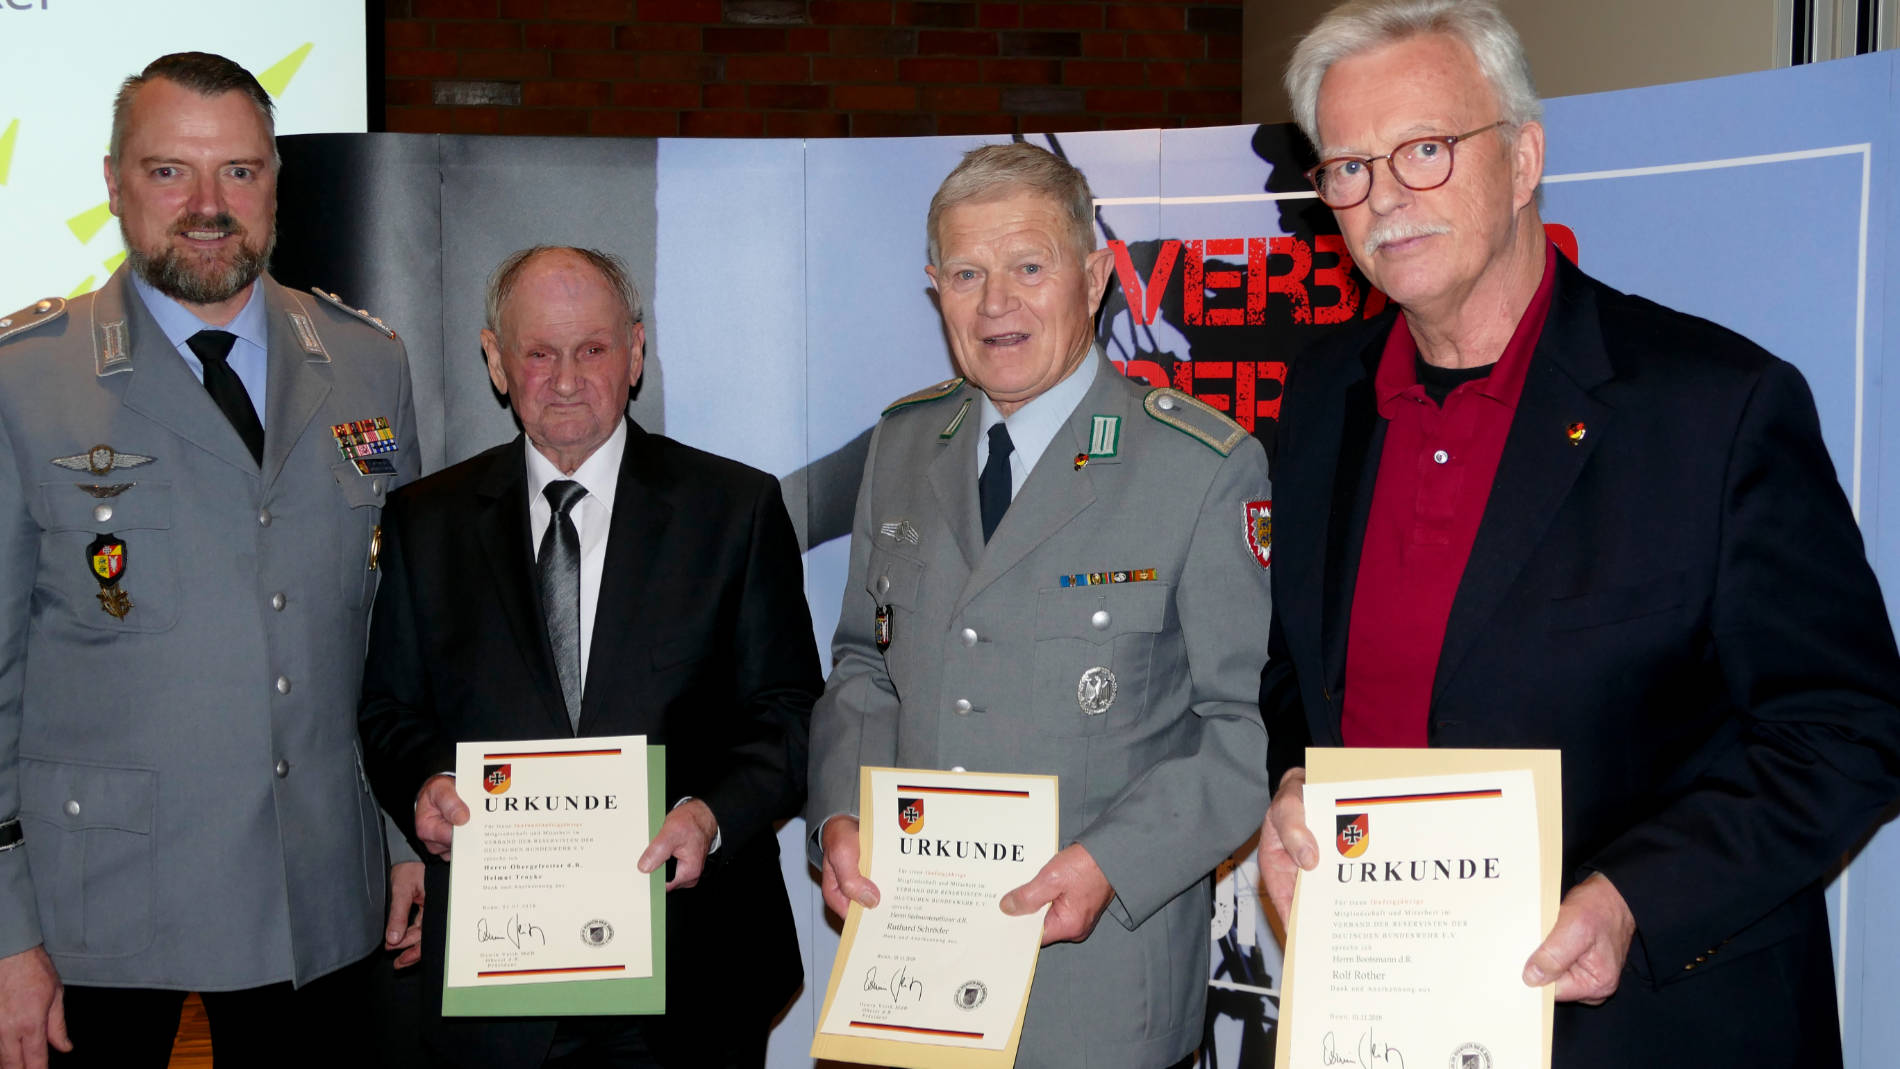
[331,462,388,609]
[1030,582,1171,737]
[38,482,179,633]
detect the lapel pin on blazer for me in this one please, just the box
[1566,421,1587,445]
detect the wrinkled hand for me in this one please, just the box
[1523,872,1636,1004]
[413,774,469,860]
[385,861,425,969]
[1256,767,1315,925]
[638,800,718,891]
[0,946,68,1069]
[818,815,881,919]
[999,843,1114,946]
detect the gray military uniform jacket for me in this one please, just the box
[810,353,1274,1067]
[0,268,418,989]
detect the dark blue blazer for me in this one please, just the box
[1262,255,1900,1067]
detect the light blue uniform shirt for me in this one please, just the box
[129,274,270,429]
[976,348,1100,499]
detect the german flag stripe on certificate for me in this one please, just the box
[482,749,624,759]
[848,1022,985,1039]
[1334,788,1504,806]
[476,964,627,977]
[894,785,1031,798]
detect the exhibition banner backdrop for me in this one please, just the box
[0,0,368,315]
[264,48,1898,1069]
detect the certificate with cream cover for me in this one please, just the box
[1276,748,1561,1069]
[442,735,663,1015]
[813,767,1058,1069]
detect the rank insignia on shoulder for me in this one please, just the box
[310,288,397,338]
[1144,388,1247,456]
[0,297,68,346]
[881,377,965,417]
[1245,499,1272,570]
[53,445,155,476]
[1088,414,1120,457]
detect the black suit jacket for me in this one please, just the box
[359,419,821,1068]
[1262,256,1900,1067]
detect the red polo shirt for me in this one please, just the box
[1340,243,1558,747]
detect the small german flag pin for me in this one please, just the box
[1566,422,1587,445]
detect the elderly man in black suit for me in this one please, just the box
[358,245,819,1068]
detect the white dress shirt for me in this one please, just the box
[524,420,627,689]
[975,349,1099,496]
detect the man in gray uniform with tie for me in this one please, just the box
[808,143,1274,1068]
[0,52,418,1068]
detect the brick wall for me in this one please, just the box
[384,0,1241,137]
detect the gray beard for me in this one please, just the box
[123,224,274,306]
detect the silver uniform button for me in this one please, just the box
[275,675,291,695]
[1090,609,1110,630]
[92,503,113,523]
[1433,449,1449,464]
[950,766,966,773]
[270,593,286,611]
[258,508,272,527]
[64,800,80,817]
[371,477,386,494]
[275,759,290,778]
[0,319,11,328]
[1158,395,1175,410]
[953,698,972,715]
[875,575,891,596]
[960,627,978,647]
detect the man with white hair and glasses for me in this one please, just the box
[1254,2,1900,1064]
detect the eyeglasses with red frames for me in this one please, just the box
[1303,121,1508,209]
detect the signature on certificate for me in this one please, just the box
[863,964,926,1005]
[1321,1028,1406,1068]
[476,912,547,950]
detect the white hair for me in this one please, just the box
[1285,0,1541,146]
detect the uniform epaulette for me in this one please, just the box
[0,297,67,347]
[1143,387,1247,457]
[881,376,965,417]
[310,287,397,339]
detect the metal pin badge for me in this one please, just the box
[1566,422,1587,445]
[1073,453,1088,471]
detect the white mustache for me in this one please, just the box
[1363,221,1451,257]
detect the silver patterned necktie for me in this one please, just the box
[537,480,587,731]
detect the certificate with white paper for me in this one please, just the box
[812,767,1058,1069]
[1276,749,1561,1069]
[442,735,660,1014]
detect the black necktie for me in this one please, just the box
[185,330,264,465]
[537,480,587,731]
[979,422,1015,543]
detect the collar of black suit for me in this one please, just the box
[471,416,676,737]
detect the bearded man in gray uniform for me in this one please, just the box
[0,53,419,1068]
[808,143,1274,1068]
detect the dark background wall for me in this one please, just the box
[382,0,1241,137]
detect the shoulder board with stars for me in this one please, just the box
[881,376,965,417]
[0,297,68,347]
[1143,387,1248,457]
[310,288,397,339]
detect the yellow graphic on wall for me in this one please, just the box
[259,44,313,98]
[0,120,18,186]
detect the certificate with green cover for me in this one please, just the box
[441,739,667,1016]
